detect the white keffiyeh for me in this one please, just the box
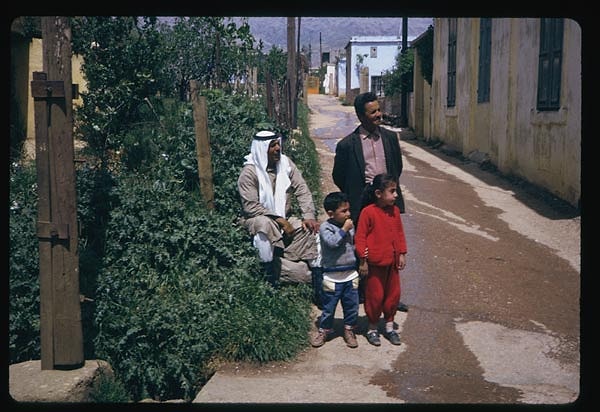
[243,134,291,218]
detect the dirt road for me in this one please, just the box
[195,94,410,403]
[309,95,354,217]
[195,94,581,405]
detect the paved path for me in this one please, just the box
[195,94,409,403]
[194,94,581,405]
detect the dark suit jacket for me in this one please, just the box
[332,126,405,223]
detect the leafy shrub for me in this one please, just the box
[93,171,312,400]
[9,90,320,402]
[290,101,322,207]
[76,164,116,358]
[9,162,40,363]
[89,92,318,401]
[89,370,131,403]
[11,15,323,403]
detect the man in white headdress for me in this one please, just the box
[237,130,320,288]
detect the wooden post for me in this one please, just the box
[33,16,83,370]
[296,17,303,105]
[360,66,369,94]
[400,17,409,127]
[286,17,297,129]
[189,80,215,209]
[272,78,282,126]
[265,71,274,119]
[302,72,308,104]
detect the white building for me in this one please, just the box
[343,35,414,104]
[336,58,347,98]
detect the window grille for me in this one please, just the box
[537,18,563,111]
[477,18,492,103]
[447,18,457,107]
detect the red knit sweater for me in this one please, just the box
[355,203,407,267]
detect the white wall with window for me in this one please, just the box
[344,36,414,96]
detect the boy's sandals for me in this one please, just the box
[310,329,328,347]
[343,328,358,348]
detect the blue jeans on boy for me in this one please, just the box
[318,278,359,330]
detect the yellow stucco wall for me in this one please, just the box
[21,38,86,160]
[427,18,580,207]
[410,44,433,138]
[23,38,44,159]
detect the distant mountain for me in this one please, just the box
[242,17,433,53]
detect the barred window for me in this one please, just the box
[447,18,457,107]
[477,18,492,103]
[371,76,384,96]
[537,18,563,111]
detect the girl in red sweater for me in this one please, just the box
[355,173,407,346]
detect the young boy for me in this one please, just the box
[310,192,360,348]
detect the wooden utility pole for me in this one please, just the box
[32,16,83,370]
[265,71,274,119]
[189,80,215,209]
[319,32,322,67]
[400,17,409,127]
[296,17,303,103]
[286,17,297,129]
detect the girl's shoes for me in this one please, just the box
[366,331,381,346]
[385,330,402,345]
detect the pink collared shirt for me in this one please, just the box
[359,126,387,184]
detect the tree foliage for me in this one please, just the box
[416,25,434,85]
[382,48,414,97]
[382,24,434,96]
[70,16,260,165]
[11,16,322,402]
[257,45,287,84]
[162,17,257,100]
[71,17,168,164]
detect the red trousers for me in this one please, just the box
[364,264,401,325]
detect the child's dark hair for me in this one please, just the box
[360,173,397,208]
[323,191,349,213]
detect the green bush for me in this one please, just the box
[293,101,322,207]
[89,371,131,403]
[9,162,41,363]
[11,16,323,403]
[9,91,320,402]
[90,92,317,401]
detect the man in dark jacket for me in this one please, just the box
[332,92,408,312]
[333,92,405,222]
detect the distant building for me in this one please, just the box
[323,63,336,95]
[343,35,414,104]
[336,58,347,98]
